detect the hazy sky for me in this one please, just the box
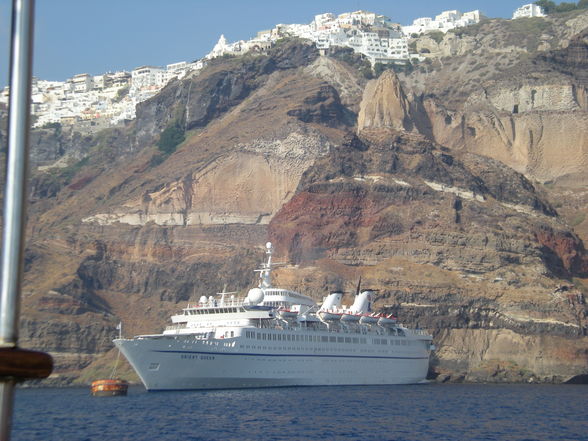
[0,0,557,86]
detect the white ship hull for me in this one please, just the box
[115,331,431,390]
[115,243,433,391]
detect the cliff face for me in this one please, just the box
[16,20,588,384]
[400,12,588,185]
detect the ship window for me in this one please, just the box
[345,337,351,343]
[321,336,328,342]
[231,331,234,337]
[382,339,388,345]
[272,334,277,341]
[256,332,261,339]
[361,338,367,344]
[329,336,336,343]
[353,338,359,344]
[337,337,344,343]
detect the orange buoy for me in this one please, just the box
[91,379,129,397]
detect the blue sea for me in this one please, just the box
[12,384,588,441]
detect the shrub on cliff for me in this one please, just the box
[535,0,588,12]
[157,124,185,155]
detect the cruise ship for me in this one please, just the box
[115,243,434,390]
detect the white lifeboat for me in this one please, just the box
[340,311,362,322]
[377,314,397,327]
[359,313,379,325]
[318,309,343,321]
[277,306,299,320]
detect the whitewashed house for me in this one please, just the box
[512,3,546,19]
[131,66,166,90]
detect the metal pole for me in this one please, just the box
[0,0,36,439]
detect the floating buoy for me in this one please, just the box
[91,379,129,397]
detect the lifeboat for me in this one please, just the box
[340,312,361,322]
[91,379,129,397]
[318,310,343,321]
[277,307,298,320]
[377,314,397,327]
[359,313,379,325]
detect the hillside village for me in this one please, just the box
[0,4,545,132]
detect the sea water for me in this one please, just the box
[12,384,588,441]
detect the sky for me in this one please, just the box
[0,0,559,87]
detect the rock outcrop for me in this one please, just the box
[357,71,414,132]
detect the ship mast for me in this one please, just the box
[258,242,273,289]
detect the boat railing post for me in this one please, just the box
[0,2,52,439]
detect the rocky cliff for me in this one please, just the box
[401,10,588,185]
[12,18,588,384]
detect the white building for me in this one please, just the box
[69,73,93,93]
[131,66,167,90]
[402,9,483,35]
[512,3,545,19]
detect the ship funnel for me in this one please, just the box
[320,292,343,311]
[350,290,373,313]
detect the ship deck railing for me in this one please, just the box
[165,318,431,336]
[184,296,249,309]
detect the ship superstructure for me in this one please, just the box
[115,243,434,390]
